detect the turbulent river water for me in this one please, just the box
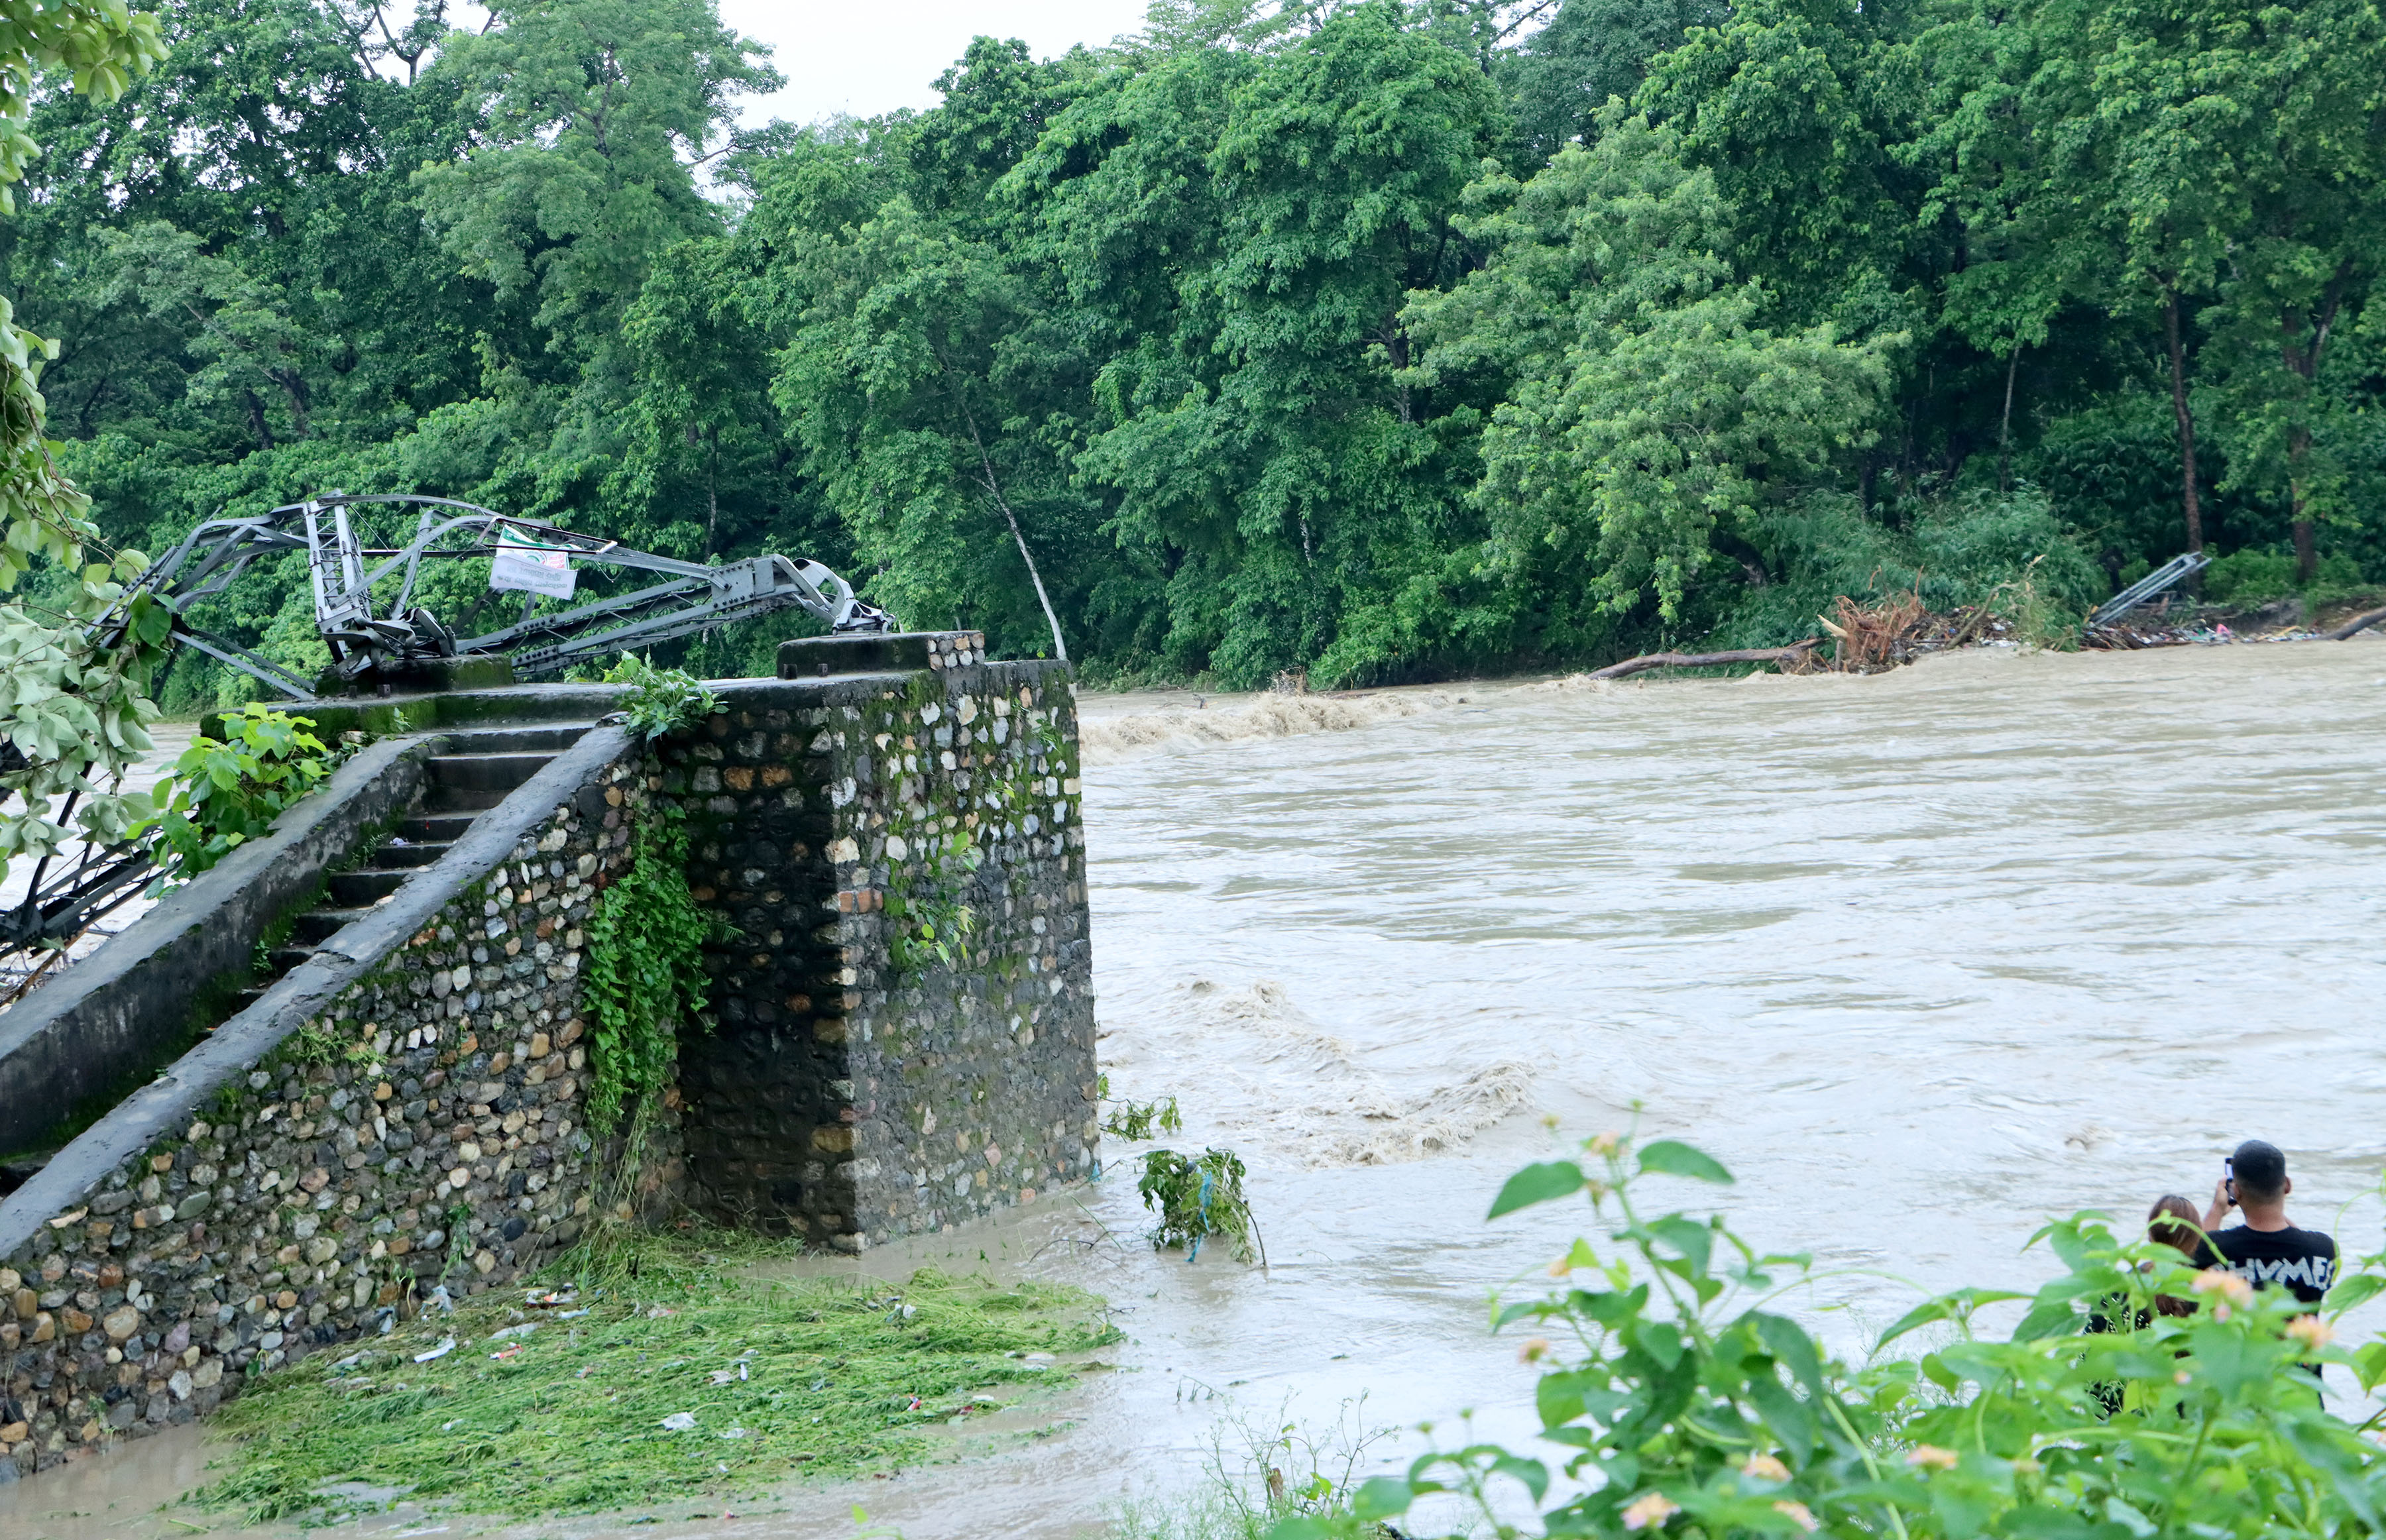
[12,639,2386,1539]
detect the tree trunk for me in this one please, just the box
[954,400,1067,662]
[2289,417,2314,584]
[242,388,274,453]
[705,425,720,557]
[2326,604,2386,641]
[1999,347,2019,494]
[1585,640,1819,681]
[2163,289,2204,584]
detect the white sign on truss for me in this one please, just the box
[489,531,577,599]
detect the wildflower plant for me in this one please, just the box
[1293,1123,2386,1540]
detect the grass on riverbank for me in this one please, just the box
[194,1230,1120,1522]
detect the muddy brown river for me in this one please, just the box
[10,639,2386,1537]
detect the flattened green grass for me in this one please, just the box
[196,1237,1118,1522]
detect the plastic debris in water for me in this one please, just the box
[660,1411,699,1431]
[413,1338,457,1363]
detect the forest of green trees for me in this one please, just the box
[14,0,2386,700]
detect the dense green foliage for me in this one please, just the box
[11,0,2386,698]
[1266,1128,2386,1539]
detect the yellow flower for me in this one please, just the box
[1774,1500,1819,1533]
[2192,1270,2254,1306]
[1589,1131,1620,1156]
[2287,1315,2334,1349]
[1548,1256,1573,1277]
[1620,1492,1680,1531]
[1905,1445,1959,1470]
[1744,1453,1791,1482]
[1518,1337,1553,1364]
[2174,1369,2192,1385]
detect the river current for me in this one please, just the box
[11,638,2386,1538]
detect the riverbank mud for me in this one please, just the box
[9,636,2385,1537]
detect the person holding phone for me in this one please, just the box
[2196,1138,2336,1305]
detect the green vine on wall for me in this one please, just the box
[582,806,717,1132]
[887,829,982,976]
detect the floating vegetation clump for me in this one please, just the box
[196,1235,1119,1522]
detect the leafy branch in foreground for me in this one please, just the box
[1282,1124,2386,1539]
[0,0,169,879]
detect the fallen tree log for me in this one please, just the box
[2326,604,2386,641]
[1585,637,1821,681]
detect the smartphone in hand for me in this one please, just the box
[2224,1156,2237,1208]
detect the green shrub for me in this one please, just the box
[1909,487,2105,620]
[602,652,718,740]
[1284,1127,2386,1540]
[2203,548,2365,604]
[1715,488,2100,647]
[141,704,343,885]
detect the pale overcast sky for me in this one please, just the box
[718,0,1154,125]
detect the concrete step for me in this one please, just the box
[264,945,317,975]
[329,869,408,907]
[372,839,453,869]
[292,908,374,946]
[397,814,476,843]
[0,1150,52,1196]
[424,752,555,811]
[223,740,571,1025]
[441,724,595,755]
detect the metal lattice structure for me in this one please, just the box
[113,493,895,700]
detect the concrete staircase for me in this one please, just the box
[234,725,592,1007]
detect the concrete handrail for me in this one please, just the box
[0,735,435,1155]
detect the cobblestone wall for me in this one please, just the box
[0,743,653,1478]
[667,655,1096,1250]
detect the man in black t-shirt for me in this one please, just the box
[2196,1138,2337,1305]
